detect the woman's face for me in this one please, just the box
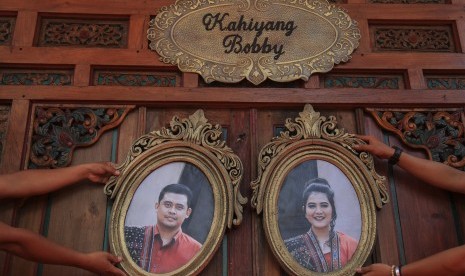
[305,191,333,230]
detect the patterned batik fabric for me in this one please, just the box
[284,229,341,272]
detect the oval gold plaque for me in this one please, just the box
[148,0,360,85]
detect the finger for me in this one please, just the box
[103,162,120,176]
[353,144,368,151]
[107,254,122,264]
[355,134,371,142]
[356,266,372,274]
[109,266,126,276]
[107,162,120,176]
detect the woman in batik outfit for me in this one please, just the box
[284,178,358,272]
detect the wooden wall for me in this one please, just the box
[1,0,465,275]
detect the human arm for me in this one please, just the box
[0,162,119,199]
[0,222,125,275]
[353,135,465,194]
[356,245,465,276]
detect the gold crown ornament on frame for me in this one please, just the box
[148,0,360,85]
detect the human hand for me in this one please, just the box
[356,263,392,275]
[353,135,395,160]
[81,162,120,183]
[82,251,126,276]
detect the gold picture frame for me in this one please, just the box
[104,110,246,276]
[251,104,389,276]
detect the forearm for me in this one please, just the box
[401,245,465,276]
[1,225,89,269]
[1,164,93,198]
[0,222,124,275]
[396,153,465,194]
[354,135,465,194]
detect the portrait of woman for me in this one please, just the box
[279,160,361,273]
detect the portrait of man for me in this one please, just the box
[124,162,214,274]
[278,159,361,273]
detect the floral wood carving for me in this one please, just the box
[105,110,247,227]
[0,105,10,165]
[38,18,128,48]
[28,105,135,169]
[368,108,465,170]
[251,104,388,212]
[93,71,179,86]
[0,71,73,85]
[0,17,15,45]
[372,25,455,52]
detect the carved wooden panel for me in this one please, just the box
[323,73,405,89]
[27,104,135,169]
[371,25,456,52]
[92,69,180,86]
[425,74,465,89]
[36,17,129,48]
[0,16,15,45]
[0,105,10,165]
[368,108,465,170]
[0,68,73,85]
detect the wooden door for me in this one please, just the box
[1,0,465,275]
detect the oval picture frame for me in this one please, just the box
[105,110,246,276]
[251,104,389,276]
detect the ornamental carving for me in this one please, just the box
[372,25,455,52]
[148,0,360,85]
[93,71,179,86]
[0,17,15,45]
[426,76,465,90]
[0,105,10,165]
[0,70,73,85]
[368,109,465,170]
[38,18,128,48]
[28,105,134,169]
[324,75,402,89]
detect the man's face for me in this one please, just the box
[156,192,192,231]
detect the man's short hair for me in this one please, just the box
[158,183,193,208]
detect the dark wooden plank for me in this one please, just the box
[8,197,48,276]
[407,68,427,90]
[74,64,91,87]
[41,131,113,276]
[128,14,147,50]
[391,139,459,262]
[363,114,400,266]
[116,107,144,163]
[182,73,199,88]
[252,109,301,276]
[11,11,36,47]
[3,47,465,70]
[1,0,465,18]
[2,87,465,106]
[452,193,465,245]
[0,100,30,276]
[227,109,253,276]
